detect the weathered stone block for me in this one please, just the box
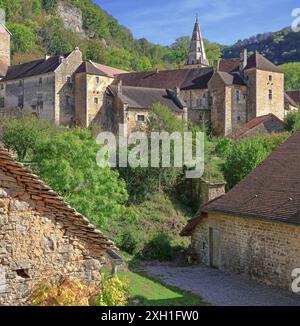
[9,199,30,212]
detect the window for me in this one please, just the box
[197,98,203,108]
[0,97,4,108]
[269,89,273,100]
[0,83,4,90]
[39,77,42,85]
[18,95,24,108]
[137,115,145,122]
[269,75,272,82]
[96,76,100,84]
[66,76,71,83]
[236,90,240,102]
[18,80,23,87]
[94,97,99,104]
[37,94,43,111]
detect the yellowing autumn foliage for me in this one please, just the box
[30,278,99,306]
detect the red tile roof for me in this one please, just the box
[230,114,285,139]
[202,131,300,225]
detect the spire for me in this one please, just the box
[185,17,209,68]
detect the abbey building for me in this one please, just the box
[0,20,296,137]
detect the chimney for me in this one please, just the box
[213,59,219,73]
[240,49,248,71]
[117,80,122,96]
[175,87,180,97]
[201,179,226,206]
[45,54,51,61]
[59,55,64,64]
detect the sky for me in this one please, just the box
[96,0,300,46]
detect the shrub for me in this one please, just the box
[139,232,173,261]
[284,111,300,132]
[30,278,99,306]
[95,275,129,306]
[215,138,234,158]
[116,230,139,255]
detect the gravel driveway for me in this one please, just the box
[142,263,300,306]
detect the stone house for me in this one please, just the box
[0,145,116,305]
[285,90,300,111]
[181,131,300,292]
[229,113,285,139]
[104,83,188,135]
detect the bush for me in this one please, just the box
[95,275,129,306]
[30,278,99,306]
[284,111,300,132]
[215,138,234,158]
[116,230,140,255]
[139,232,173,261]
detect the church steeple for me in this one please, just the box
[185,17,209,68]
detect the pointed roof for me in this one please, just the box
[185,19,209,67]
[245,52,282,73]
[75,61,107,76]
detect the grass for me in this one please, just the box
[118,271,206,306]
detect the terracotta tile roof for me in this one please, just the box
[219,58,240,73]
[90,61,128,78]
[286,90,300,107]
[108,85,185,113]
[2,52,72,81]
[230,114,285,139]
[202,130,300,225]
[0,146,114,252]
[245,52,282,73]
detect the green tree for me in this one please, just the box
[33,128,132,229]
[86,41,108,64]
[280,62,300,90]
[284,111,300,132]
[7,23,37,54]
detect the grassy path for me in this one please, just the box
[118,271,206,306]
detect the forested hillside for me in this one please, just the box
[0,0,221,70]
[223,27,300,65]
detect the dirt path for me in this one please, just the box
[142,263,300,306]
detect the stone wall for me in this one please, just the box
[0,168,105,305]
[191,212,300,292]
[245,69,285,121]
[0,25,10,66]
[54,49,82,126]
[231,85,247,132]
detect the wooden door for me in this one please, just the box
[209,228,220,268]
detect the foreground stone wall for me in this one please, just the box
[191,213,300,292]
[0,169,104,306]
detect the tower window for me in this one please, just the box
[94,97,99,104]
[96,76,100,84]
[66,76,72,83]
[269,75,272,82]
[236,90,240,102]
[269,89,273,100]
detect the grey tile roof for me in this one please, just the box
[245,52,282,73]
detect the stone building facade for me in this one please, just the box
[0,146,114,305]
[182,131,300,292]
[0,19,291,137]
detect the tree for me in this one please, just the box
[7,23,37,54]
[284,111,300,132]
[86,41,108,64]
[33,128,132,229]
[280,62,300,90]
